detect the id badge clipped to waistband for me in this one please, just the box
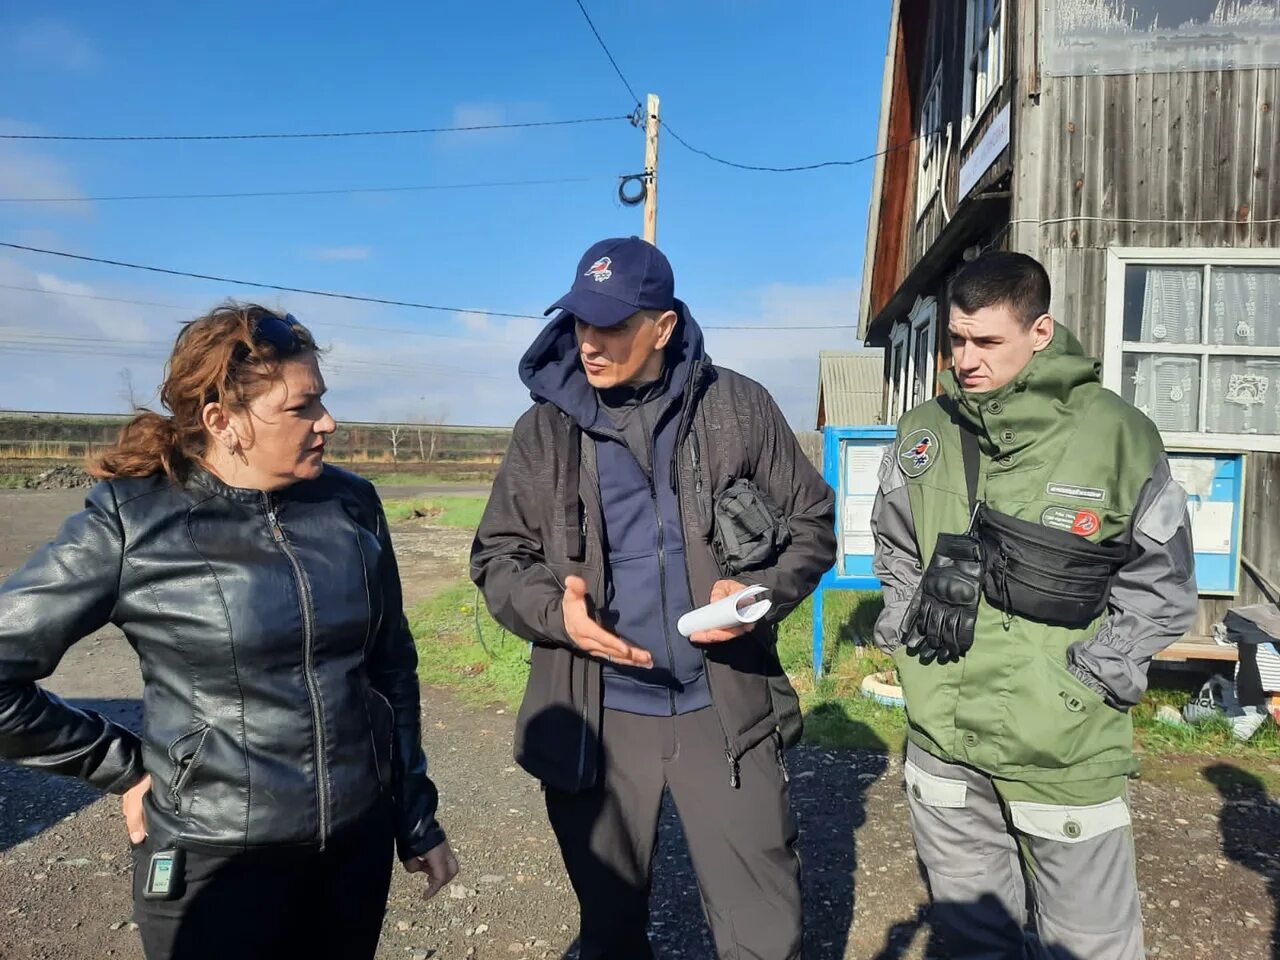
[143,847,186,901]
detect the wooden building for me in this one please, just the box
[859,0,1280,654]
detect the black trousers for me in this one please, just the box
[545,706,803,960]
[131,802,395,960]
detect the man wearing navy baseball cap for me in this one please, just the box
[473,237,836,959]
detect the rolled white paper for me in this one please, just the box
[677,585,773,638]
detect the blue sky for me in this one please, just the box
[0,2,889,427]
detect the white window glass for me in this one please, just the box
[1044,1,1280,78]
[1206,357,1280,436]
[1209,266,1280,348]
[1123,265,1202,345]
[1122,353,1200,432]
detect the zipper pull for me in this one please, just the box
[776,740,790,784]
[726,749,740,789]
[266,510,285,542]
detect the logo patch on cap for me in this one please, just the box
[584,257,613,283]
[897,429,939,478]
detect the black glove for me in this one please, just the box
[902,532,984,665]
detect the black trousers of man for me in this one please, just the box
[131,799,394,960]
[545,706,803,960]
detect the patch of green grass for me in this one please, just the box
[0,474,27,489]
[409,569,1280,778]
[370,472,447,486]
[1132,685,1280,761]
[408,582,530,708]
[777,591,907,751]
[382,495,488,528]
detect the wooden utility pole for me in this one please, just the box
[644,93,660,245]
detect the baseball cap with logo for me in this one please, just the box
[544,236,676,328]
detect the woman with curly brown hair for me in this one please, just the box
[0,304,457,960]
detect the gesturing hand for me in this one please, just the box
[561,576,653,668]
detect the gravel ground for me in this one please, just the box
[1,489,1278,959]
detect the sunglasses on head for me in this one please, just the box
[252,312,302,354]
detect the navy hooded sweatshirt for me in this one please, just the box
[517,303,712,716]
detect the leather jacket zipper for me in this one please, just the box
[265,499,331,849]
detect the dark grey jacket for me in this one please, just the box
[471,358,836,792]
[0,466,444,859]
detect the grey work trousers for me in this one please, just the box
[904,743,1144,960]
[545,706,803,960]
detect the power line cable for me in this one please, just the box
[566,0,927,173]
[661,119,928,173]
[0,175,599,204]
[0,115,631,143]
[0,331,507,381]
[0,241,545,320]
[571,0,643,109]
[0,283,190,311]
[0,280,859,332]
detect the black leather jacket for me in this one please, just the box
[0,466,444,859]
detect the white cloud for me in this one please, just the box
[0,258,187,413]
[11,19,98,72]
[697,277,864,429]
[0,262,863,432]
[0,118,91,213]
[436,102,545,149]
[307,246,373,262]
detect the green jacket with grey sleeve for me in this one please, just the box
[870,324,1196,799]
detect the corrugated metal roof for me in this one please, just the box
[816,350,885,427]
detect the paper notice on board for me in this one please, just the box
[845,443,888,497]
[842,496,876,556]
[1188,500,1233,554]
[1169,457,1218,500]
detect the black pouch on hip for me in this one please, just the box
[976,504,1128,628]
[711,478,792,575]
[902,426,985,665]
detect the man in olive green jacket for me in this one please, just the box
[871,252,1196,959]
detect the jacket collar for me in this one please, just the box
[189,465,285,504]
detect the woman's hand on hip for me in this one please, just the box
[123,774,151,844]
[402,838,460,901]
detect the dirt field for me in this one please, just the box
[1,489,1278,959]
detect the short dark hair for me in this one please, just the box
[948,251,1051,329]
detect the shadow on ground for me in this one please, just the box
[555,700,890,959]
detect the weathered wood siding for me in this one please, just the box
[1030,66,1280,622]
[908,1,1018,272]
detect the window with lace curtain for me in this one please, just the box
[1104,250,1280,451]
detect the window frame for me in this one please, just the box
[961,0,1005,145]
[887,298,939,424]
[1103,247,1280,454]
[916,63,944,222]
[888,323,910,424]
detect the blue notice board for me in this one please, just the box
[1167,450,1246,596]
[812,425,897,678]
